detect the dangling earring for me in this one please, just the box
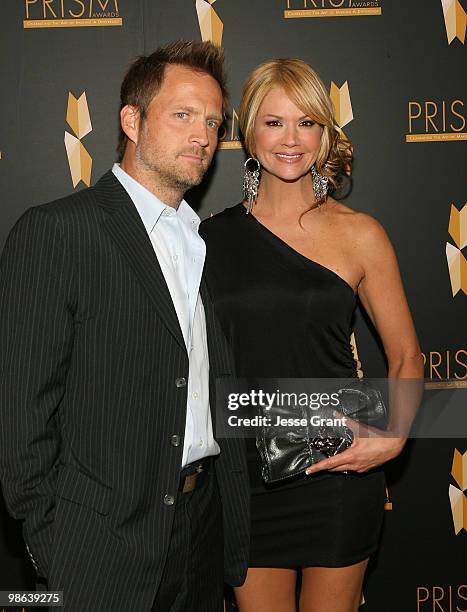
[243,157,261,214]
[311,164,329,205]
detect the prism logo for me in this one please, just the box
[23,0,122,28]
[284,0,382,19]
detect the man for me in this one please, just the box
[0,40,249,611]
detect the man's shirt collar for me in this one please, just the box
[112,163,200,234]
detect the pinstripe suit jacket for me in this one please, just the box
[0,170,250,611]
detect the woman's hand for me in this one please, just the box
[305,417,406,475]
[305,436,405,475]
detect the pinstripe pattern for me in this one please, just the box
[0,171,249,611]
[150,468,224,611]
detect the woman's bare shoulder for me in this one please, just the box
[327,198,389,246]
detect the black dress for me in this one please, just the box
[200,203,385,568]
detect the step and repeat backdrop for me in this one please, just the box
[0,1,466,611]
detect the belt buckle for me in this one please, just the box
[182,473,198,493]
[181,460,206,493]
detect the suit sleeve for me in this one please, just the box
[0,206,75,578]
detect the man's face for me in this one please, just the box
[134,64,223,192]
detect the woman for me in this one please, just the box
[200,59,423,612]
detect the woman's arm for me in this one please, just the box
[307,213,424,474]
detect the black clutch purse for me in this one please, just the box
[255,379,387,484]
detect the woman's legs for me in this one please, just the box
[234,567,297,612]
[233,559,368,612]
[299,559,368,612]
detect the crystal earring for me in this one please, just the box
[243,157,261,214]
[311,164,329,205]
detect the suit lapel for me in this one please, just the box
[94,170,185,351]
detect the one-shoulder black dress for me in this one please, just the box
[200,203,385,568]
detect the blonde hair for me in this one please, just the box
[239,58,352,189]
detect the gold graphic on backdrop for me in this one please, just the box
[448,203,467,250]
[23,0,122,28]
[446,204,467,296]
[406,99,467,142]
[218,107,243,150]
[349,331,359,364]
[330,81,353,129]
[330,81,353,174]
[196,0,223,46]
[194,0,239,149]
[349,331,364,380]
[424,379,467,390]
[441,0,467,44]
[284,0,382,19]
[449,449,467,534]
[64,92,92,188]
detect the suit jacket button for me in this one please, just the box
[175,377,187,388]
[170,435,181,447]
[163,494,175,506]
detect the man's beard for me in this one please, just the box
[136,143,209,192]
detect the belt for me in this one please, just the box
[179,456,214,494]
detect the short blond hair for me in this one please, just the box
[239,58,352,188]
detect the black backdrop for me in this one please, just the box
[0,1,466,610]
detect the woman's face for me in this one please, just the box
[252,87,322,183]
